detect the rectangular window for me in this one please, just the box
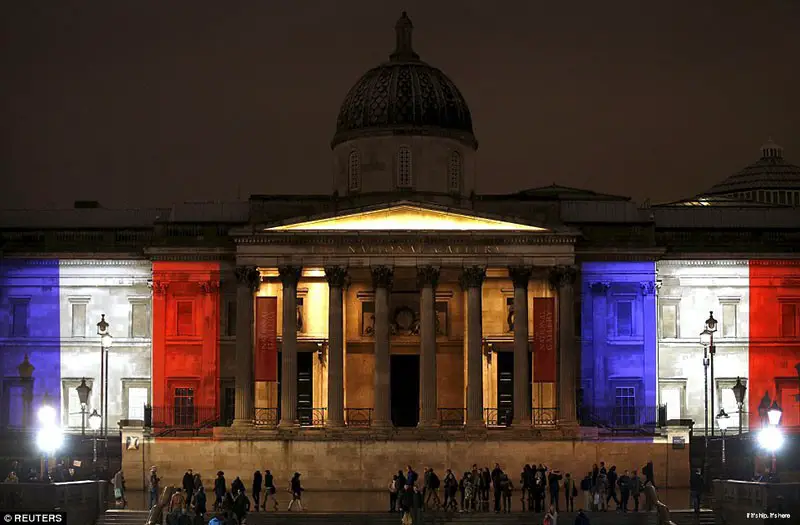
[67,385,84,428]
[660,303,677,338]
[717,378,747,431]
[721,302,738,338]
[616,301,633,337]
[127,387,149,420]
[226,300,237,336]
[176,301,194,336]
[71,303,87,337]
[661,388,682,420]
[131,302,150,338]
[62,378,94,429]
[614,386,636,426]
[173,387,195,426]
[781,303,798,338]
[11,301,29,337]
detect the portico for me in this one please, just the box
[225,202,580,436]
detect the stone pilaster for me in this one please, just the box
[509,266,532,426]
[588,281,609,411]
[371,266,394,428]
[278,265,302,428]
[550,265,578,425]
[324,266,348,428]
[460,266,486,428]
[233,266,259,427]
[417,266,440,428]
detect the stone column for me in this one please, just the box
[233,266,259,427]
[417,266,440,428]
[509,266,532,426]
[279,265,302,428]
[371,266,394,428]
[460,266,486,427]
[551,266,578,424]
[590,281,609,412]
[325,266,348,428]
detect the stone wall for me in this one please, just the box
[123,433,689,492]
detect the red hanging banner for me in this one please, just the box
[255,297,278,382]
[533,297,556,382]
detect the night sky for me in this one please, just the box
[2,1,798,210]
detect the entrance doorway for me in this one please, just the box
[297,352,313,426]
[497,352,513,425]
[390,354,419,427]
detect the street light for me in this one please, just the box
[732,377,747,435]
[758,400,783,476]
[700,311,717,438]
[96,315,112,441]
[699,311,717,479]
[76,378,91,437]
[716,408,731,478]
[88,409,101,466]
[36,393,63,479]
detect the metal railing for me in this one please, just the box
[298,407,326,427]
[484,408,512,427]
[579,405,661,431]
[254,407,278,427]
[345,408,373,427]
[438,408,465,427]
[149,406,219,436]
[532,407,558,426]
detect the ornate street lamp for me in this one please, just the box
[87,409,101,466]
[716,408,731,478]
[758,392,771,428]
[75,378,91,437]
[758,401,783,475]
[36,392,63,479]
[699,311,717,478]
[732,377,747,435]
[96,315,112,440]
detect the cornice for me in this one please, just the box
[235,232,579,246]
[655,260,749,267]
[57,259,152,267]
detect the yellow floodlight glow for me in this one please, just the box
[267,206,545,232]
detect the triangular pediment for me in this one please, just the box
[267,204,547,232]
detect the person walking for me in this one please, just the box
[389,474,399,512]
[232,488,250,524]
[252,470,262,511]
[412,485,424,525]
[690,469,703,514]
[182,469,195,511]
[263,469,278,511]
[618,470,631,512]
[213,471,226,511]
[563,472,576,512]
[491,463,503,513]
[605,466,620,510]
[643,461,654,487]
[193,485,207,524]
[500,472,513,513]
[231,476,244,496]
[547,468,562,513]
[148,466,160,509]
[426,468,441,509]
[112,469,127,509]
[287,472,304,511]
[595,470,608,511]
[580,472,592,511]
[630,469,642,512]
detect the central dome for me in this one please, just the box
[331,12,477,149]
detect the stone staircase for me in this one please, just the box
[94,508,719,525]
[95,510,151,525]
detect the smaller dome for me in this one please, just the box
[704,139,800,195]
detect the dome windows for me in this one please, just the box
[448,151,462,192]
[348,150,361,192]
[397,146,413,188]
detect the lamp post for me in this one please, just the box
[716,408,731,478]
[732,377,747,435]
[700,311,718,437]
[36,392,63,480]
[75,378,91,437]
[765,401,783,474]
[96,315,113,439]
[88,409,101,467]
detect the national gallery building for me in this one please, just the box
[1,14,799,490]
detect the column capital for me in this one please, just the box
[459,266,486,289]
[641,281,657,295]
[278,265,302,287]
[198,280,220,294]
[508,266,533,288]
[324,266,349,288]
[589,281,610,295]
[152,281,169,295]
[235,266,260,291]
[416,265,440,289]
[548,265,577,290]
[371,265,394,290]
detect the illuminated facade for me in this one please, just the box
[0,12,798,490]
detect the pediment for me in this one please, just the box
[266,204,548,232]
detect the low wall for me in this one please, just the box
[122,433,689,491]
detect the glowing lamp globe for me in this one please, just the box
[38,393,56,425]
[767,401,782,426]
[101,333,113,348]
[699,329,712,347]
[716,408,731,432]
[36,427,64,455]
[88,409,101,431]
[732,377,747,407]
[757,426,785,452]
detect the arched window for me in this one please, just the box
[448,151,462,192]
[397,146,412,188]
[348,150,361,192]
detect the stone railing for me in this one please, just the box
[713,479,800,524]
[0,480,110,525]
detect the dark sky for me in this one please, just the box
[2,1,798,209]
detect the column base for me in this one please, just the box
[278,420,299,429]
[325,419,345,429]
[231,418,254,428]
[511,418,532,429]
[557,419,581,438]
[417,420,440,429]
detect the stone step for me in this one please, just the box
[96,509,150,525]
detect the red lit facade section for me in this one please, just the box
[152,262,221,420]
[749,260,800,430]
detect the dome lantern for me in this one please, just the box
[390,12,419,62]
[760,138,784,161]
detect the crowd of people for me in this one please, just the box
[148,466,305,525]
[387,459,658,522]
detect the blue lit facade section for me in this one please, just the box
[0,259,61,427]
[579,262,657,427]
